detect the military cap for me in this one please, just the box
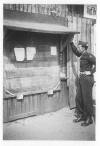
[78,41,88,47]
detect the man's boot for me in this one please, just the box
[73,115,85,123]
[81,116,93,126]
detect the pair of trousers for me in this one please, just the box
[75,74,94,119]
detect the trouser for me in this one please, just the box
[75,74,94,120]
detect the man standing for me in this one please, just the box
[70,40,96,126]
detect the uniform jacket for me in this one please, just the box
[70,42,96,73]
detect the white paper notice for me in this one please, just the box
[48,90,53,95]
[14,47,25,61]
[26,47,36,60]
[51,46,57,55]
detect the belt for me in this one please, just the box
[80,71,91,75]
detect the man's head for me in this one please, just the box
[78,41,88,53]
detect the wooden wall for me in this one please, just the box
[3,4,83,19]
[3,81,69,122]
[4,30,61,94]
[3,4,96,120]
[3,29,69,122]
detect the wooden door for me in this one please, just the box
[66,41,79,109]
[60,47,69,107]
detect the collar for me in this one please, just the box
[82,50,87,55]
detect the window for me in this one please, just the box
[26,47,36,60]
[14,47,25,61]
[50,46,57,55]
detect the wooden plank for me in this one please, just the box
[43,93,51,113]
[68,45,76,108]
[12,98,17,116]
[29,95,33,112]
[55,91,60,109]
[61,81,66,107]
[16,100,22,115]
[24,96,27,113]
[60,81,64,104]
[56,91,61,109]
[91,23,96,55]
[24,96,30,113]
[81,18,84,40]
[41,93,47,113]
[69,83,76,108]
[86,19,92,52]
[10,98,15,116]
[81,18,87,42]
[39,93,45,114]
[31,5,35,13]
[91,24,94,54]
[38,93,42,114]
[27,4,32,13]
[7,99,11,121]
[52,91,57,110]
[3,99,8,122]
[63,81,67,105]
[23,4,28,12]
[69,58,77,108]
[21,98,26,113]
[59,82,64,108]
[42,93,48,114]
[32,94,38,112]
[38,94,42,114]
[76,17,81,75]
[72,17,77,31]
[27,95,31,112]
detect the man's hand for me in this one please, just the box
[68,34,74,43]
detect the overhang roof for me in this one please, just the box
[4,10,80,35]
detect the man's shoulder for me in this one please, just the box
[81,51,95,60]
[87,52,95,58]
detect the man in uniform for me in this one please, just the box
[70,40,96,126]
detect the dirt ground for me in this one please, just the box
[3,107,95,140]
